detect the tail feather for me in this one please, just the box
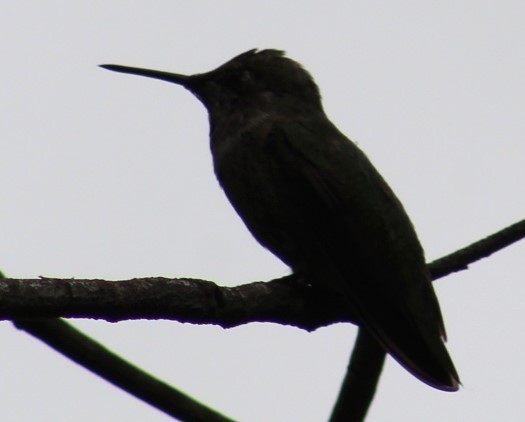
[354,300,460,391]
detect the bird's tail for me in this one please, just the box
[353,295,460,391]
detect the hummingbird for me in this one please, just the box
[101,49,460,391]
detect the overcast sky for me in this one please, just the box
[1,1,525,421]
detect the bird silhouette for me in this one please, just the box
[101,49,460,391]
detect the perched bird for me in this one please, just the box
[101,49,460,391]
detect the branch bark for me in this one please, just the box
[2,275,354,328]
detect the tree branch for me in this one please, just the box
[1,275,354,328]
[2,219,524,326]
[3,218,525,421]
[429,218,525,280]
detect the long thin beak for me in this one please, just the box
[99,64,191,86]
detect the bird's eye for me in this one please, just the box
[220,69,252,92]
[239,70,252,83]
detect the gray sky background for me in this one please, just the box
[2,1,525,421]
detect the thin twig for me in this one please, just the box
[329,329,386,422]
[13,318,234,422]
[429,218,525,280]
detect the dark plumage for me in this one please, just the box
[101,49,460,391]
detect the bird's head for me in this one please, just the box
[101,49,322,116]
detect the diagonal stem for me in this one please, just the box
[13,318,234,422]
[329,329,386,422]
